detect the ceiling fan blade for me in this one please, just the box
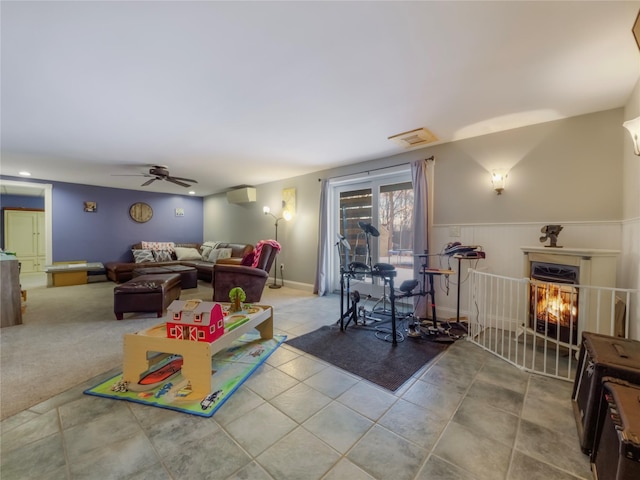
[170,176,198,184]
[111,174,153,177]
[141,178,157,187]
[166,177,191,188]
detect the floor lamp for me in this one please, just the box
[263,205,291,289]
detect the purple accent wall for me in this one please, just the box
[1,176,204,265]
[0,194,45,210]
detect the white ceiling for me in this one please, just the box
[1,1,639,197]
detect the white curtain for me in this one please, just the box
[314,179,330,295]
[411,157,435,318]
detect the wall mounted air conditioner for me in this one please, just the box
[226,187,256,204]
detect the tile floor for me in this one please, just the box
[1,293,592,480]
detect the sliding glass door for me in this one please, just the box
[329,168,413,294]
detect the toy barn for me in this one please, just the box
[166,299,224,343]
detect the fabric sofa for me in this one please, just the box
[105,242,254,283]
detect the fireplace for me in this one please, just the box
[521,246,622,343]
[529,262,579,345]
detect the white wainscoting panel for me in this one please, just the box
[430,221,623,324]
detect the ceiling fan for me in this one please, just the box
[114,165,198,188]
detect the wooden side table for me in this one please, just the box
[1,255,22,327]
[44,261,105,286]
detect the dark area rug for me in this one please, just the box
[286,323,453,391]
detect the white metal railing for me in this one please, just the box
[466,270,638,382]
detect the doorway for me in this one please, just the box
[0,179,53,279]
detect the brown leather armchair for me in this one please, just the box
[212,243,278,303]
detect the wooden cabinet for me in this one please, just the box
[0,255,22,327]
[3,209,46,273]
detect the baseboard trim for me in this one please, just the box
[269,278,315,293]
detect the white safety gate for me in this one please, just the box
[465,270,637,382]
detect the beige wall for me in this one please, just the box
[621,77,640,338]
[203,171,323,287]
[205,108,626,285]
[623,77,640,221]
[204,107,640,335]
[433,109,623,224]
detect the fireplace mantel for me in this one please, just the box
[521,246,620,258]
[521,246,619,287]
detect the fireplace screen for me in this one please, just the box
[530,262,579,345]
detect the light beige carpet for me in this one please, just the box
[0,279,319,420]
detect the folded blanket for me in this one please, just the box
[251,240,281,268]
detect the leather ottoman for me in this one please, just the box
[132,265,198,289]
[114,273,181,320]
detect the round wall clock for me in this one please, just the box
[129,202,153,223]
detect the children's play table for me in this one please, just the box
[122,304,273,396]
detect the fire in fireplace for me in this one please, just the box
[529,262,580,345]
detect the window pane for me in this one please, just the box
[339,188,372,266]
[379,182,414,280]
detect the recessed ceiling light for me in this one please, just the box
[18,171,31,176]
[188,191,195,195]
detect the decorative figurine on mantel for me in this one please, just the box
[229,287,246,312]
[539,225,563,248]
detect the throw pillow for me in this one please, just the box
[174,247,202,261]
[132,249,155,263]
[200,241,220,261]
[141,241,175,253]
[208,247,232,263]
[201,246,213,261]
[207,248,221,263]
[153,250,173,262]
[241,251,255,266]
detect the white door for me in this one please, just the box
[4,210,45,272]
[36,211,45,268]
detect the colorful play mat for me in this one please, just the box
[85,333,286,417]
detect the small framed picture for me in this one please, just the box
[84,201,97,212]
[175,208,185,217]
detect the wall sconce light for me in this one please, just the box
[491,170,508,195]
[623,116,640,156]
